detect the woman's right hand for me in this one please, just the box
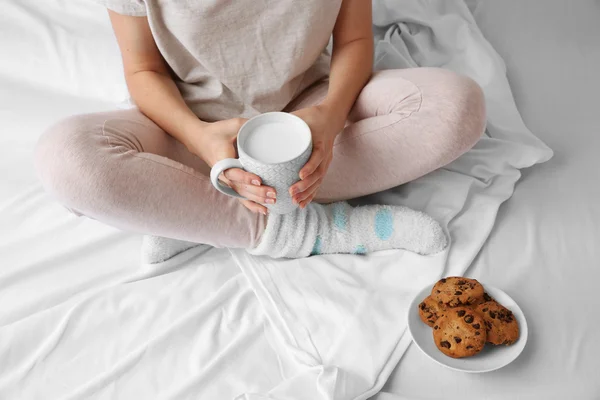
[188,118,276,215]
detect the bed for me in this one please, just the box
[378,1,600,399]
[0,0,598,399]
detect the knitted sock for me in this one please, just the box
[249,202,447,258]
[141,236,204,264]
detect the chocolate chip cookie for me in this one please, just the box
[470,291,494,307]
[475,301,519,345]
[433,307,487,358]
[431,277,485,307]
[418,295,447,327]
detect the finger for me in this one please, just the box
[221,169,277,199]
[299,145,326,180]
[231,182,277,205]
[289,163,322,196]
[300,192,317,209]
[240,199,268,215]
[294,157,328,200]
[223,168,262,187]
[294,176,323,204]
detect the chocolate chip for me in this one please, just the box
[428,320,435,324]
[419,302,426,310]
[434,325,439,330]
[472,324,480,329]
[482,308,488,312]
[440,341,451,349]
[466,345,473,349]
[455,291,462,295]
[485,321,492,330]
[489,311,497,319]
[457,280,466,285]
[454,336,462,343]
[436,290,441,293]
[483,293,492,301]
[457,310,466,317]
[475,331,481,335]
[440,278,447,283]
[427,313,433,318]
[464,315,474,323]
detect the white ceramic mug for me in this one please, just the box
[210,112,312,214]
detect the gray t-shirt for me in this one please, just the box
[95,0,342,121]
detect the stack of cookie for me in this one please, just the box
[418,277,519,358]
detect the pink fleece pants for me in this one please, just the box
[35,68,486,249]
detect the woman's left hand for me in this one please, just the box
[290,105,346,208]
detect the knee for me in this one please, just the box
[432,69,487,152]
[35,114,107,210]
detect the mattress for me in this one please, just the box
[379,1,600,399]
[0,0,598,399]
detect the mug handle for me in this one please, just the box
[209,158,247,199]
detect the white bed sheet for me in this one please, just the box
[0,78,142,326]
[378,1,600,399]
[0,0,128,102]
[0,0,598,399]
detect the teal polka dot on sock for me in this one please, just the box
[311,235,322,255]
[374,208,394,240]
[332,203,348,230]
[354,244,367,255]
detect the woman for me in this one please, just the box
[35,0,486,262]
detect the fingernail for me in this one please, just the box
[290,189,297,196]
[261,210,267,216]
[265,198,275,204]
[267,191,276,199]
[292,198,298,205]
[251,180,261,186]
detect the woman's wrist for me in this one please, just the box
[317,102,348,134]
[181,118,211,154]
[183,117,210,137]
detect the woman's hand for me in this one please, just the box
[290,105,346,208]
[188,118,276,215]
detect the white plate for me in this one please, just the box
[407,283,528,373]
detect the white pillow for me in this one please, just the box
[0,0,128,103]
